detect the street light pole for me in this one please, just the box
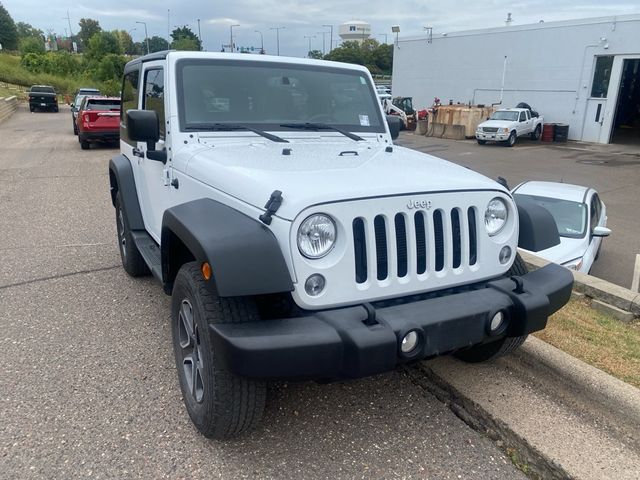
[197,18,202,50]
[322,24,333,53]
[316,31,328,55]
[255,30,264,53]
[304,35,316,57]
[230,24,239,53]
[270,26,285,56]
[136,21,149,54]
[378,34,388,44]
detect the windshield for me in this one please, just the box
[490,111,519,121]
[514,194,587,238]
[177,59,384,133]
[31,86,54,93]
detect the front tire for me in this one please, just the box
[454,254,529,363]
[505,131,517,147]
[114,191,149,277]
[171,262,266,439]
[477,139,486,145]
[73,121,78,135]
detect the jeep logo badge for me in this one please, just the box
[407,199,432,210]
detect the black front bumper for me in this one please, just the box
[210,263,573,381]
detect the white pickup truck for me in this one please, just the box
[476,107,543,147]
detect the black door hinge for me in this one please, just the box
[259,190,283,225]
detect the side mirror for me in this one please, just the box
[126,109,166,163]
[593,226,611,237]
[126,109,159,144]
[386,115,401,140]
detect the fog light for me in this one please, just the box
[490,311,505,333]
[499,246,512,264]
[401,331,419,354]
[304,274,326,297]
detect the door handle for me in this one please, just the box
[132,147,144,157]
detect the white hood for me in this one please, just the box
[478,119,514,129]
[531,236,587,266]
[181,138,507,220]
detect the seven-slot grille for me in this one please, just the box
[482,127,499,133]
[352,208,478,284]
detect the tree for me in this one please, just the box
[308,50,323,59]
[78,18,101,46]
[170,26,201,51]
[16,21,43,40]
[85,31,121,61]
[0,2,18,50]
[323,39,394,75]
[324,41,363,65]
[172,36,199,51]
[19,36,45,55]
[113,29,135,55]
[147,35,168,53]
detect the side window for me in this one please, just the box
[144,68,165,140]
[121,70,139,120]
[519,111,526,122]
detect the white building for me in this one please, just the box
[392,15,640,145]
[339,21,371,44]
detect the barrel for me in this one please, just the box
[554,123,569,142]
[542,123,555,142]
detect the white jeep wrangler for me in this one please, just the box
[109,51,572,439]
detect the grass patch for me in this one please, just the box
[535,298,640,388]
[0,54,117,97]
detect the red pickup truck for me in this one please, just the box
[76,97,121,150]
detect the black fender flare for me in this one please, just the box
[161,198,294,297]
[515,196,560,252]
[108,155,144,230]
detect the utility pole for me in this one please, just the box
[136,21,149,54]
[167,9,171,48]
[63,10,73,37]
[304,35,316,57]
[197,19,202,50]
[255,30,264,53]
[270,26,285,56]
[322,24,333,53]
[230,24,239,52]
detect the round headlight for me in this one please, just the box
[297,214,336,259]
[485,198,508,236]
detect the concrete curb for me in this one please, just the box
[519,249,640,318]
[408,337,640,480]
[0,96,18,124]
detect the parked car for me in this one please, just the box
[70,88,101,135]
[512,181,611,273]
[76,96,121,150]
[476,107,543,146]
[28,85,58,113]
[108,51,572,439]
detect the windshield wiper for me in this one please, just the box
[279,123,364,142]
[185,123,288,143]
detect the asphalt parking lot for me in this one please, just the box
[0,106,526,479]
[398,132,640,290]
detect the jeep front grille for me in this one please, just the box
[352,208,478,283]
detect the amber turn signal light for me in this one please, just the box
[201,262,212,280]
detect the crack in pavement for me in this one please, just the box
[0,265,121,290]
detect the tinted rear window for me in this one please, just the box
[86,99,121,110]
[31,87,55,93]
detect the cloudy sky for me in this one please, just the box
[4,0,640,55]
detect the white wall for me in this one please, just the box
[392,15,640,140]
